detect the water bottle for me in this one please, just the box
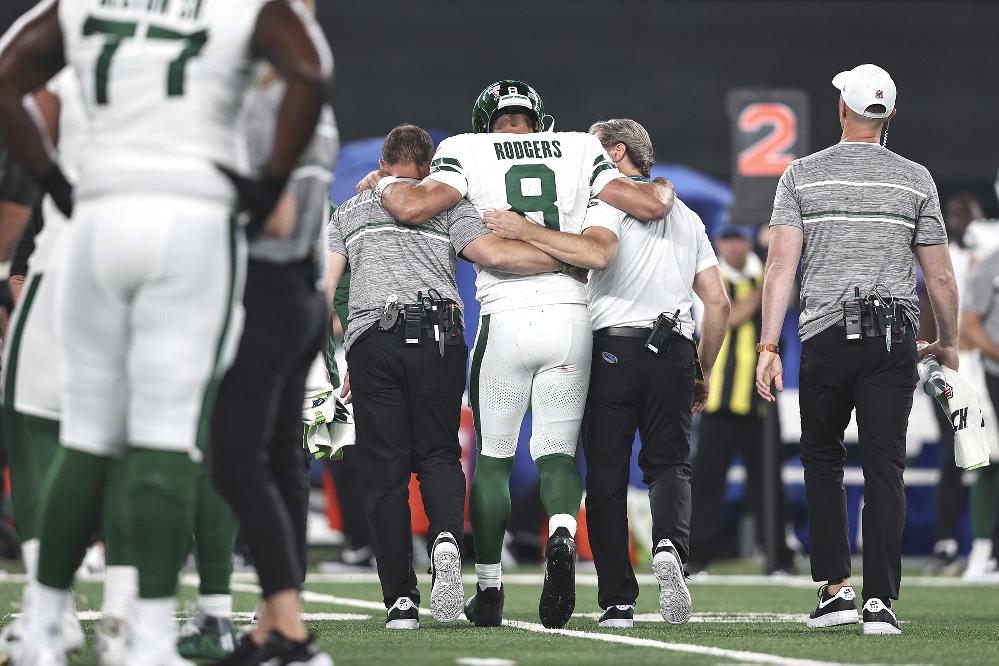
[916,341,953,409]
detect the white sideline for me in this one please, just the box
[224,582,924,666]
[224,571,999,589]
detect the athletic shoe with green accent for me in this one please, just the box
[177,612,237,660]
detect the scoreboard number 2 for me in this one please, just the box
[736,102,797,177]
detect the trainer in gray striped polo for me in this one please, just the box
[770,141,947,341]
[327,183,488,351]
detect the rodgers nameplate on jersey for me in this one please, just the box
[425,83,623,315]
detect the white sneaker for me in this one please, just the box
[429,532,463,623]
[10,641,68,666]
[652,539,691,625]
[96,616,130,666]
[62,597,85,653]
[0,617,23,665]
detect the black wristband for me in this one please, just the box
[37,163,74,218]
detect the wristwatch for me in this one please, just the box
[756,343,780,353]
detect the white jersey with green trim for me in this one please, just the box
[60,0,267,204]
[426,131,623,315]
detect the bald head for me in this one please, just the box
[838,97,894,143]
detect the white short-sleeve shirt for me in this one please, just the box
[583,192,718,338]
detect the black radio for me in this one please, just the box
[842,286,905,351]
[644,310,682,355]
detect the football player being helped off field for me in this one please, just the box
[359,80,675,628]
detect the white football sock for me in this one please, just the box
[129,597,178,657]
[475,563,502,589]
[101,565,138,620]
[197,594,233,620]
[548,513,577,537]
[24,582,70,640]
[21,538,40,582]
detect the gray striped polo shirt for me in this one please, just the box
[326,185,488,351]
[770,141,947,341]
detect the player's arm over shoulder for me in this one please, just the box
[380,135,468,226]
[581,132,674,222]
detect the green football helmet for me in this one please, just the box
[471,80,552,134]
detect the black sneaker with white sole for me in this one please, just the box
[598,605,634,628]
[386,597,420,630]
[429,531,464,623]
[862,598,901,635]
[652,539,691,625]
[539,526,576,629]
[464,584,504,627]
[806,584,859,628]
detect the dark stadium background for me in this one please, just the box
[2,0,996,213]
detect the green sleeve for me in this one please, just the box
[324,268,351,387]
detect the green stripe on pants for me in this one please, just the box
[1,274,51,541]
[469,313,490,449]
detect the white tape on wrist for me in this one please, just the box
[0,260,11,281]
[374,175,400,202]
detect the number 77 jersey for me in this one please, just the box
[60,0,268,203]
[427,131,624,314]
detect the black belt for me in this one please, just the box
[595,326,652,339]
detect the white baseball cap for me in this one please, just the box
[832,64,896,119]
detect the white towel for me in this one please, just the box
[941,367,991,470]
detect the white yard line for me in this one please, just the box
[5,571,995,590]
[224,582,927,666]
[229,571,998,589]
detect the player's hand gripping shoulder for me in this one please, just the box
[356,168,385,193]
[483,209,536,241]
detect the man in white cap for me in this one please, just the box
[755,64,959,634]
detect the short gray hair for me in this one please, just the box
[589,118,654,177]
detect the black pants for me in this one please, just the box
[690,412,795,570]
[583,334,694,609]
[346,325,467,608]
[798,326,916,601]
[211,259,326,597]
[933,405,964,542]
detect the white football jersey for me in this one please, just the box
[427,131,623,314]
[60,0,268,203]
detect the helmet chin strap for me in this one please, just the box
[540,114,555,132]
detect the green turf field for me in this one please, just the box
[1,571,997,665]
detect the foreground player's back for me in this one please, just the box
[60,0,266,201]
[429,130,620,313]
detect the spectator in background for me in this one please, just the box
[958,244,999,577]
[919,191,986,573]
[689,224,796,575]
